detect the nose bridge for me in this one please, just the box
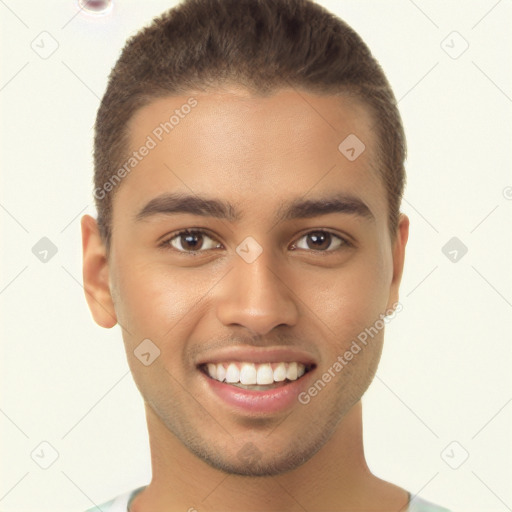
[216,243,299,335]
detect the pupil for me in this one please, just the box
[309,232,329,250]
[183,233,201,250]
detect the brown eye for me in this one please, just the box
[166,230,222,252]
[292,230,347,252]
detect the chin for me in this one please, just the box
[186,433,330,477]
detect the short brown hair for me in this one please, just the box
[93,0,406,249]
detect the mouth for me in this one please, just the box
[196,350,317,414]
[199,361,315,390]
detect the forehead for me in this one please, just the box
[112,88,386,226]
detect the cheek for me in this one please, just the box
[111,258,218,341]
[300,251,391,352]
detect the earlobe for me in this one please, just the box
[81,215,118,328]
[386,213,409,310]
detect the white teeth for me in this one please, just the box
[286,362,298,380]
[207,363,217,380]
[273,362,287,382]
[240,363,257,385]
[216,364,226,382]
[205,362,310,384]
[256,363,274,385]
[225,363,240,383]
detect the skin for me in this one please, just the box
[81,87,410,511]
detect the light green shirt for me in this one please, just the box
[84,486,452,511]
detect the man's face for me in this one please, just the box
[90,88,407,476]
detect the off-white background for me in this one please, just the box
[1,1,511,511]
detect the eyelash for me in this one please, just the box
[159,228,353,255]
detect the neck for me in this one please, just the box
[131,401,408,512]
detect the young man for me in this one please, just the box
[81,0,450,510]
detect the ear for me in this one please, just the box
[81,214,117,328]
[386,213,409,309]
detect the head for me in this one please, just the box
[82,0,409,477]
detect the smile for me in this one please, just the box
[195,347,317,413]
[201,361,311,389]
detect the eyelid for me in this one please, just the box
[160,228,222,253]
[291,229,352,251]
[159,228,353,253]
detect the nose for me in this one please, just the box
[216,248,299,336]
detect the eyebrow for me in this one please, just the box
[135,192,374,224]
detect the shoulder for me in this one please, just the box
[408,494,452,512]
[83,486,146,512]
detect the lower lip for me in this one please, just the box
[200,369,314,415]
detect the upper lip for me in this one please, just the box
[196,346,317,368]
